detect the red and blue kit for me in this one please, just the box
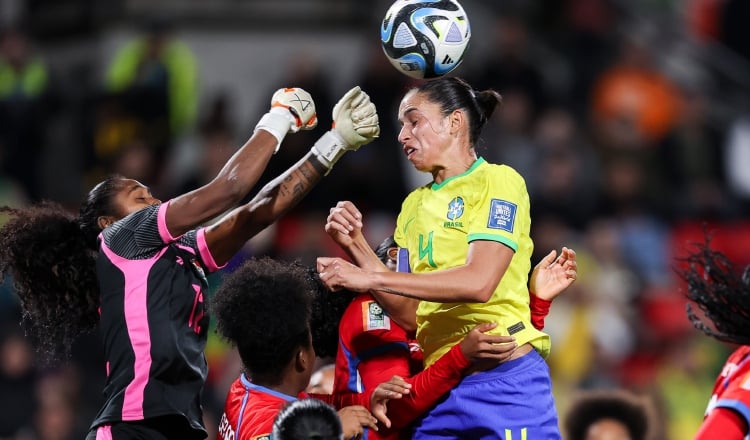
[218,374,373,440]
[700,345,750,437]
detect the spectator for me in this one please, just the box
[563,388,656,440]
[0,26,55,200]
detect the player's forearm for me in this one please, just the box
[204,152,326,264]
[371,264,499,303]
[247,151,327,224]
[166,131,278,234]
[345,233,386,271]
[529,292,551,330]
[384,343,469,429]
[368,265,491,331]
[310,390,368,409]
[343,237,420,330]
[207,131,280,205]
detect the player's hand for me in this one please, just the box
[270,87,317,132]
[369,375,411,428]
[325,201,364,248]
[529,247,577,301]
[317,257,370,293]
[332,86,380,149]
[338,405,379,438]
[311,86,379,172]
[255,87,316,150]
[459,323,517,371]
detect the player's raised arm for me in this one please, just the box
[204,86,380,265]
[323,200,420,331]
[165,87,317,237]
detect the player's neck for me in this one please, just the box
[433,153,477,184]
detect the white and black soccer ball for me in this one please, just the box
[380,0,471,79]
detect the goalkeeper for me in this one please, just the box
[0,85,379,440]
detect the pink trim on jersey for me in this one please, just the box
[100,242,168,420]
[196,228,226,272]
[95,425,113,440]
[157,201,183,243]
[175,244,196,255]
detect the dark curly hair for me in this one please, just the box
[564,389,653,440]
[272,398,342,440]
[0,176,125,362]
[676,240,750,345]
[304,235,398,359]
[211,257,313,382]
[301,264,355,359]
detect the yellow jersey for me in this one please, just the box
[394,158,550,367]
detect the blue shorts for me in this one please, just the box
[412,349,561,440]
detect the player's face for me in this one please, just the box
[397,91,453,172]
[584,418,631,440]
[113,179,161,218]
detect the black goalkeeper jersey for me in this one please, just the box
[90,202,224,437]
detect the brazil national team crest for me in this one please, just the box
[447,197,464,220]
[364,300,390,331]
[488,199,516,232]
[444,196,464,228]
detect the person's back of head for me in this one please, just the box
[564,389,654,440]
[211,257,313,382]
[272,398,342,440]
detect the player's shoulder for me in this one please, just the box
[479,160,528,192]
[478,159,523,179]
[401,184,430,210]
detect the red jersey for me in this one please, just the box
[334,294,418,396]
[218,374,371,440]
[701,345,750,437]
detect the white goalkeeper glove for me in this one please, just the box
[312,86,380,174]
[255,87,318,152]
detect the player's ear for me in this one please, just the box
[97,215,116,230]
[295,346,311,372]
[449,109,464,136]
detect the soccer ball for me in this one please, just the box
[380,0,471,79]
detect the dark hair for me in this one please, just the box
[0,175,125,362]
[272,398,342,440]
[302,264,355,359]
[211,257,313,381]
[374,235,397,263]
[564,390,652,440]
[412,76,502,146]
[677,241,750,345]
[79,175,128,249]
[304,236,398,359]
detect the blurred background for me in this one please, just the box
[0,0,749,438]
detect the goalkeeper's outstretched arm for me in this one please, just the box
[205,86,380,265]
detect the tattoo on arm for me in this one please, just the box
[278,160,323,203]
[292,181,306,198]
[376,287,422,300]
[299,161,316,180]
